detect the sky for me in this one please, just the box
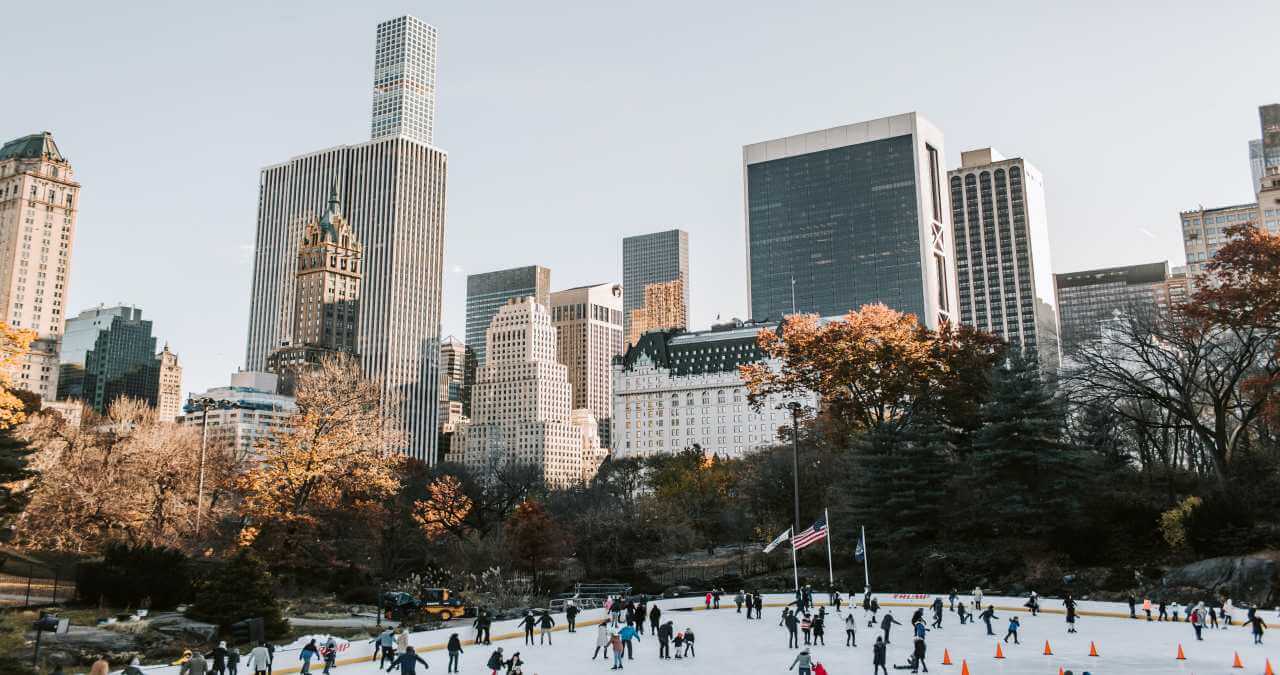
[3,0,1277,398]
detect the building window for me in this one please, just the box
[927,144,942,222]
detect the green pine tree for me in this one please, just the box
[966,355,1084,540]
[189,550,288,641]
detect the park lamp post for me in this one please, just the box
[187,396,246,537]
[785,401,805,536]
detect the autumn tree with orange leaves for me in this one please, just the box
[741,304,1005,435]
[238,355,405,566]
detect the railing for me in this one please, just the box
[573,583,633,599]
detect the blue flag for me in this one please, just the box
[854,530,866,562]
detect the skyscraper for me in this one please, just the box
[458,298,605,487]
[550,283,623,448]
[949,148,1060,373]
[81,311,178,415]
[743,113,956,327]
[265,188,363,394]
[1054,261,1170,354]
[58,304,142,401]
[0,132,79,402]
[1179,203,1257,277]
[464,265,551,368]
[371,16,438,146]
[1249,103,1280,193]
[622,230,688,344]
[245,16,448,461]
[438,334,469,425]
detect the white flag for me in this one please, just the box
[763,527,792,554]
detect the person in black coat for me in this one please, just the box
[881,612,901,644]
[206,643,230,675]
[658,621,674,659]
[782,609,800,648]
[520,611,536,645]
[867,598,881,628]
[980,606,998,636]
[445,634,463,673]
[566,602,580,633]
[1128,594,1136,619]
[931,598,944,629]
[911,636,929,673]
[872,636,888,675]
[649,604,662,633]
[537,610,556,645]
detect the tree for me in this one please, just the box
[504,499,568,575]
[0,323,37,431]
[966,357,1085,539]
[413,474,473,540]
[742,305,1004,434]
[237,355,405,566]
[189,549,288,640]
[15,399,229,552]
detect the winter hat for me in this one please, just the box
[219,641,226,648]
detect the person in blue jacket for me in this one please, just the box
[619,622,640,659]
[1003,616,1021,644]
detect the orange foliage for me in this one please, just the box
[412,474,473,540]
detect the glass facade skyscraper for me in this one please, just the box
[371,16,438,145]
[1054,261,1169,354]
[622,229,688,344]
[743,113,955,327]
[464,265,551,368]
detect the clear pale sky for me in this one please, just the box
[3,1,1277,397]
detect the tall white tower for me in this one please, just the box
[371,15,438,145]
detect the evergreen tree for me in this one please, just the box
[966,355,1084,540]
[189,550,288,640]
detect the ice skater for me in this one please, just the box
[782,608,800,648]
[1066,596,1079,634]
[593,624,611,661]
[789,648,813,675]
[980,606,998,636]
[845,612,858,646]
[520,611,535,645]
[1248,613,1267,645]
[1003,616,1021,644]
[537,610,555,645]
[872,636,888,675]
[682,627,695,657]
[881,611,902,644]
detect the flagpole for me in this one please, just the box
[791,537,799,592]
[861,525,870,590]
[824,508,834,590]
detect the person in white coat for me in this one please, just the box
[593,623,612,660]
[972,587,984,611]
[245,644,272,675]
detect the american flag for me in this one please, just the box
[791,517,828,550]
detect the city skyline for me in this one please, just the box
[4,1,1277,398]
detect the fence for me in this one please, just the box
[0,553,73,607]
[645,557,776,586]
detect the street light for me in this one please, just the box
[779,401,806,537]
[186,396,247,537]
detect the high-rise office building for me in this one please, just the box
[179,371,296,460]
[550,283,624,448]
[1054,261,1170,354]
[0,132,79,402]
[1249,104,1280,193]
[1179,203,1257,277]
[156,343,183,422]
[438,335,469,426]
[1259,167,1280,234]
[949,148,1060,373]
[245,16,447,461]
[371,16,438,146]
[58,304,142,401]
[457,298,605,487]
[81,311,177,414]
[622,230,688,344]
[265,188,363,394]
[743,113,956,327]
[465,265,550,368]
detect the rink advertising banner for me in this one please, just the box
[791,518,828,550]
[763,527,792,553]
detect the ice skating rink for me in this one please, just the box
[138,594,1279,675]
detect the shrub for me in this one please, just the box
[76,543,191,610]
[188,550,287,639]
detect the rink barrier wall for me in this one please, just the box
[255,597,1150,674]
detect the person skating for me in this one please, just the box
[1172,601,1182,622]
[446,634,463,673]
[1209,605,1220,629]
[956,603,970,625]
[593,624,612,661]
[1003,616,1021,644]
[881,611,902,644]
[705,591,713,610]
[180,653,209,675]
[1027,592,1040,617]
[931,598,943,629]
[672,631,685,660]
[485,649,504,675]
[783,608,800,648]
[246,643,272,675]
[321,637,338,675]
[1190,604,1205,641]
[713,588,722,609]
[948,590,958,612]
[1127,594,1136,619]
[813,613,826,645]
[657,620,673,659]
[1248,613,1267,644]
[620,622,639,659]
[845,611,858,646]
[299,640,319,675]
[373,629,396,668]
[1142,597,1152,621]
[385,646,428,675]
[610,632,625,670]
[566,601,579,633]
[207,641,230,675]
[649,604,661,633]
[519,611,536,645]
[789,648,814,675]
[682,627,695,657]
[910,608,925,628]
[227,648,241,675]
[537,610,555,645]
[736,590,745,613]
[872,636,889,675]
[909,634,929,673]
[980,605,998,636]
[474,611,492,645]
[1223,598,1235,626]
[1065,596,1079,634]
[867,597,881,628]
[801,612,813,645]
[1158,600,1168,621]
[972,586,984,611]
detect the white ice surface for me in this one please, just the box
[131,594,1280,675]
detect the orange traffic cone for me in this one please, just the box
[1265,657,1274,675]
[941,649,953,665]
[1088,641,1099,657]
[1176,643,1186,660]
[1232,651,1244,669]
[1043,640,1053,655]
[960,660,970,675]
[995,642,1005,659]
[1057,668,1064,675]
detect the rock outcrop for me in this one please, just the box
[1161,554,1279,607]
